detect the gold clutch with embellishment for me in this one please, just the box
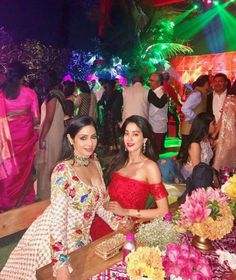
[95,233,125,260]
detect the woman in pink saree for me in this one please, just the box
[0,61,39,211]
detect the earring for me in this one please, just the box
[142,142,146,153]
[125,147,127,151]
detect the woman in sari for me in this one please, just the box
[37,70,67,199]
[0,61,39,211]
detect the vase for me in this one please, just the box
[192,235,213,252]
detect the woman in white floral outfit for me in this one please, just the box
[0,116,126,280]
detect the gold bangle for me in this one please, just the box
[136,209,141,218]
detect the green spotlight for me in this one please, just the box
[193,4,199,9]
[213,0,219,5]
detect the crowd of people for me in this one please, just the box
[0,60,236,279]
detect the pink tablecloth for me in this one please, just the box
[91,225,236,280]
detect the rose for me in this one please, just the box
[55,164,65,171]
[164,212,173,222]
[52,241,63,252]
[69,188,76,198]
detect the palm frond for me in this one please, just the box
[145,43,193,59]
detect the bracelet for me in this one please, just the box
[136,209,141,218]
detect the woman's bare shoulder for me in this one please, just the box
[144,159,160,172]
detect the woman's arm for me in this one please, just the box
[39,97,56,148]
[105,162,169,219]
[188,142,201,167]
[30,88,40,125]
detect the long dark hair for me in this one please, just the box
[60,116,97,162]
[106,115,157,184]
[2,61,27,99]
[181,112,215,164]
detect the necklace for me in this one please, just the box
[74,153,90,167]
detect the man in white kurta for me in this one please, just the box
[122,76,148,124]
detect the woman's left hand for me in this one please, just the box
[104,201,127,216]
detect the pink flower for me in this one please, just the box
[75,228,82,235]
[69,188,76,198]
[55,164,65,172]
[164,212,173,222]
[178,244,190,259]
[72,175,79,181]
[51,258,58,264]
[52,241,63,252]
[84,211,92,220]
[166,243,180,262]
[163,243,213,280]
[180,262,193,279]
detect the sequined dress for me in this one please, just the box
[214,95,236,170]
[0,161,118,280]
[90,172,168,240]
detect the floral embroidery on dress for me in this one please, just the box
[55,163,65,172]
[50,237,70,270]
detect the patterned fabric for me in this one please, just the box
[0,161,118,280]
[78,93,91,116]
[90,172,168,240]
[213,95,236,170]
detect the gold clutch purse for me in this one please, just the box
[95,233,125,260]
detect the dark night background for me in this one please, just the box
[0,0,100,49]
[0,0,236,54]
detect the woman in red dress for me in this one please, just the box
[90,115,169,240]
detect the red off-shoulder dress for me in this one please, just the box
[90,172,168,240]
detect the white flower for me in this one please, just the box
[216,249,236,270]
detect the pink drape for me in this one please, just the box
[0,92,18,180]
[0,87,39,211]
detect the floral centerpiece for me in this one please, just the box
[176,187,234,241]
[136,216,180,251]
[163,243,213,280]
[126,246,165,280]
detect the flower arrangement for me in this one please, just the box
[222,174,236,200]
[126,246,165,280]
[136,216,180,251]
[176,187,234,240]
[163,243,213,280]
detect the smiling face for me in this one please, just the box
[67,125,97,157]
[213,76,227,94]
[123,122,146,153]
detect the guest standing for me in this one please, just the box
[0,61,39,211]
[207,73,228,122]
[148,73,168,156]
[122,76,148,124]
[76,80,97,122]
[37,70,66,199]
[179,75,210,159]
